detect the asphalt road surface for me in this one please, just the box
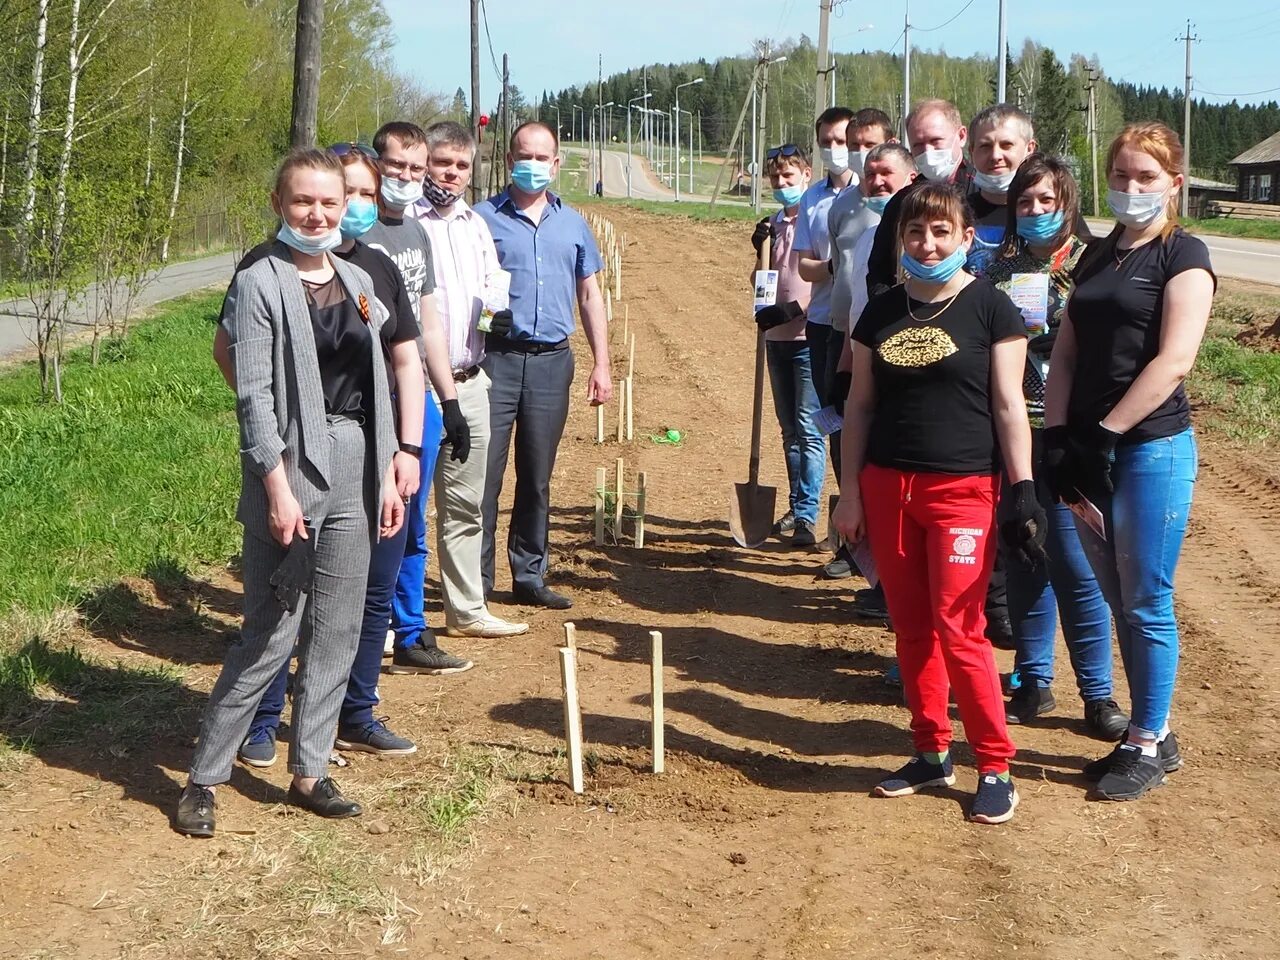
[0,251,236,360]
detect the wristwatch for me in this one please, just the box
[398,442,423,459]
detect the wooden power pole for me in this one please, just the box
[470,0,481,204]
[813,0,832,161]
[1177,20,1199,216]
[290,0,324,148]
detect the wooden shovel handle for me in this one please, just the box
[748,233,772,486]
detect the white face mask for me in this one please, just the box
[1108,188,1168,227]
[973,168,1017,194]
[848,148,871,180]
[820,145,850,175]
[916,141,960,182]
[381,176,424,208]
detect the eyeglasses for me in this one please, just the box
[328,142,378,159]
[766,144,803,160]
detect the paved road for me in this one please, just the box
[0,252,236,359]
[1085,218,1278,286]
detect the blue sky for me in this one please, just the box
[387,0,1280,111]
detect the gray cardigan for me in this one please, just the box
[220,242,397,539]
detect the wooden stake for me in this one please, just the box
[558,646,585,794]
[594,467,606,544]
[625,377,634,441]
[614,251,622,300]
[650,630,664,774]
[606,289,613,324]
[614,456,625,536]
[596,403,605,444]
[616,380,624,442]
[627,333,636,381]
[563,621,577,651]
[635,471,647,548]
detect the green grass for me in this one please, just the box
[0,291,240,615]
[1185,217,1280,242]
[1186,282,1280,443]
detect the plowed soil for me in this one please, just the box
[2,206,1278,960]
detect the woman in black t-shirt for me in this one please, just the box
[833,183,1045,826]
[1043,122,1214,803]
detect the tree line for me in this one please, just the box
[0,0,448,400]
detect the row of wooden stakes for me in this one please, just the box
[558,622,665,794]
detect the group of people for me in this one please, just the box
[757,98,1212,823]
[176,118,606,837]
[173,89,1214,836]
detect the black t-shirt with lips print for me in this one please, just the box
[853,278,1027,475]
[1066,227,1214,444]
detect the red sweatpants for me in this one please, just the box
[860,463,1016,773]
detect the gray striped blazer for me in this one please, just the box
[220,241,397,540]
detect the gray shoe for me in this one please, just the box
[335,717,417,755]
[791,520,818,547]
[237,727,278,768]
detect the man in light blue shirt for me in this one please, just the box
[475,121,612,610]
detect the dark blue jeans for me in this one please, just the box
[1009,499,1113,700]
[390,398,445,648]
[764,339,825,525]
[249,401,443,737]
[1074,428,1197,738]
[804,321,838,477]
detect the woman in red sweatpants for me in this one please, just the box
[832,182,1045,824]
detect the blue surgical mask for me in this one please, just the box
[901,245,968,284]
[381,176,423,208]
[1108,188,1167,227]
[511,159,554,193]
[1016,210,1065,244]
[865,194,891,215]
[773,184,805,207]
[277,220,342,255]
[339,198,379,239]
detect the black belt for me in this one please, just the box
[453,364,482,383]
[485,335,568,355]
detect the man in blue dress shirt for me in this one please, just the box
[475,121,613,609]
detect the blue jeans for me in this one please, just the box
[804,321,838,477]
[1073,429,1197,738]
[391,397,445,648]
[765,339,825,526]
[248,402,444,736]
[1009,499,1113,700]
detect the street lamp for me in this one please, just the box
[550,104,562,187]
[675,107,695,196]
[673,77,704,202]
[627,93,652,198]
[592,101,615,196]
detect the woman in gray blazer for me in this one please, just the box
[175,148,403,837]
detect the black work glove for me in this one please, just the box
[1041,425,1080,505]
[750,217,773,256]
[488,308,514,338]
[754,299,804,331]
[268,523,316,613]
[1070,422,1122,499]
[1000,480,1048,570]
[829,369,852,416]
[440,398,470,463]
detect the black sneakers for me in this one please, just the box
[388,638,475,675]
[335,717,418,756]
[791,520,818,547]
[850,585,888,619]
[970,773,1019,824]
[1083,698,1130,742]
[873,754,956,798]
[1005,684,1056,725]
[1086,734,1184,800]
[174,783,216,838]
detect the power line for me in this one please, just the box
[915,0,978,33]
[1196,84,1280,99]
[478,0,502,84]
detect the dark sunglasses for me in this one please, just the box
[766,144,803,160]
[328,142,378,159]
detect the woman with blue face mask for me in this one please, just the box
[832,183,1045,826]
[984,154,1127,742]
[1043,122,1215,802]
[177,148,405,837]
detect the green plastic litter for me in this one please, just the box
[650,427,683,445]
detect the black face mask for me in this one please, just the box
[423,174,463,207]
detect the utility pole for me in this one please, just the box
[501,53,510,155]
[902,2,912,144]
[289,0,323,147]
[814,0,833,161]
[597,53,605,197]
[757,44,772,216]
[750,79,758,209]
[1177,20,1198,216]
[1087,70,1100,217]
[996,0,1007,103]
[709,60,763,208]
[469,0,481,204]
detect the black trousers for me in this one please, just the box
[480,343,574,595]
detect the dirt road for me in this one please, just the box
[2,206,1277,960]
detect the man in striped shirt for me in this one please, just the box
[412,120,529,642]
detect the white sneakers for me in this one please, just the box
[384,628,396,657]
[445,614,530,639]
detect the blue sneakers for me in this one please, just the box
[873,754,956,798]
[970,773,1019,824]
[335,717,417,756]
[237,727,278,768]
